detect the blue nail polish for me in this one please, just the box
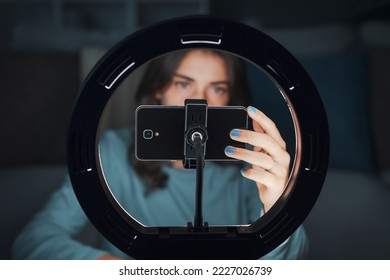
[230,129,241,137]
[248,106,256,114]
[240,168,247,175]
[225,146,236,154]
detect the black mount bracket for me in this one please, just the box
[183,99,208,169]
[183,99,209,231]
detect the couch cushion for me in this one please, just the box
[304,170,390,259]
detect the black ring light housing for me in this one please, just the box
[67,16,329,259]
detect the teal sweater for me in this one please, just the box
[13,128,308,259]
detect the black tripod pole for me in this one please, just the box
[193,134,204,228]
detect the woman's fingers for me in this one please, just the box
[229,129,290,165]
[247,106,286,150]
[240,167,284,191]
[225,146,289,177]
[225,146,272,171]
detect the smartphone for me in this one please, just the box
[135,105,248,161]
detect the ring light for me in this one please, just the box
[67,16,329,259]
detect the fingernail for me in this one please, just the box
[230,129,241,138]
[248,106,256,114]
[240,168,247,175]
[225,146,236,154]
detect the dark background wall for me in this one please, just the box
[210,0,390,27]
[1,0,390,52]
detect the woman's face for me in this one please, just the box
[156,50,230,106]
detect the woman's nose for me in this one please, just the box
[193,88,207,100]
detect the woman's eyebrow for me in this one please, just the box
[173,73,194,81]
[174,73,229,85]
[210,81,229,85]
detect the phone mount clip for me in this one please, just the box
[183,99,208,169]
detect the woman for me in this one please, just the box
[13,48,308,259]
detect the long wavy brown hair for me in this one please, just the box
[130,48,252,193]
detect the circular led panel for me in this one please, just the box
[67,16,329,259]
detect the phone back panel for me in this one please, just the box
[135,106,248,161]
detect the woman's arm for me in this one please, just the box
[228,105,309,259]
[261,226,309,259]
[243,172,309,259]
[12,177,110,260]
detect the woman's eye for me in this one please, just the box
[211,86,227,95]
[175,81,190,89]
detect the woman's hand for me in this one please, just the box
[225,106,290,213]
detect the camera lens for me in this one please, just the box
[143,129,153,139]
